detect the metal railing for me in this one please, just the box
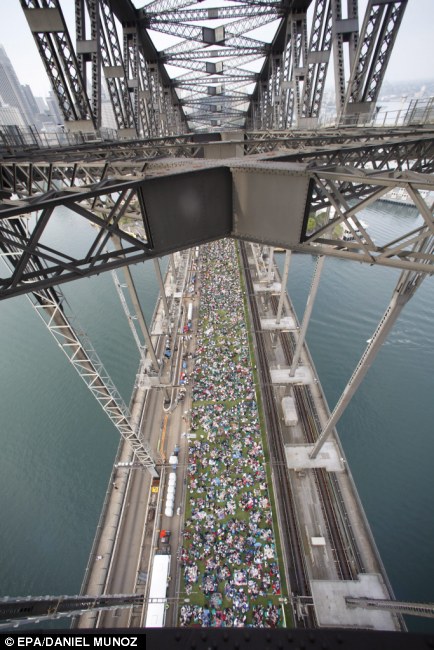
[1,96,433,152]
[321,96,434,128]
[0,124,118,151]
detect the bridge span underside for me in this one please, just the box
[1,129,434,301]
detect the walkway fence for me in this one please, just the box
[1,97,433,152]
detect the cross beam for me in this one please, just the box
[0,153,433,300]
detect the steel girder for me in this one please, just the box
[331,0,359,116]
[20,0,409,133]
[146,5,280,24]
[248,0,407,129]
[1,125,432,169]
[0,216,158,467]
[93,0,184,137]
[27,284,158,470]
[300,0,332,122]
[0,166,432,294]
[21,0,95,127]
[76,0,102,129]
[342,0,408,122]
[20,0,186,137]
[0,594,144,628]
[99,0,137,134]
[0,128,433,300]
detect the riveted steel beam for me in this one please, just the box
[342,0,408,123]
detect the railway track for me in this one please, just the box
[239,242,314,628]
[301,382,366,576]
[269,294,363,580]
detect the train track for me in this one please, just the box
[269,294,364,580]
[239,242,314,628]
[300,382,366,576]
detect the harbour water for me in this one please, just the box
[0,202,433,632]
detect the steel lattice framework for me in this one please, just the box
[1,126,433,301]
[1,0,434,619]
[1,0,431,475]
[18,0,408,134]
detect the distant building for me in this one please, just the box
[0,44,64,130]
[34,96,48,115]
[22,84,41,121]
[0,44,32,124]
[0,102,26,127]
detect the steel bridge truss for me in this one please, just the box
[0,128,433,300]
[20,0,186,137]
[19,0,408,134]
[0,594,144,629]
[28,285,157,470]
[301,168,434,273]
[0,179,154,297]
[0,212,158,470]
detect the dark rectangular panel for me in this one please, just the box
[140,167,232,254]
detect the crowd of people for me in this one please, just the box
[179,240,284,628]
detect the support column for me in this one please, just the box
[310,265,428,459]
[111,268,146,363]
[290,255,325,376]
[153,257,170,334]
[251,242,262,280]
[267,246,275,283]
[112,237,159,371]
[3,224,159,472]
[168,253,177,300]
[276,249,291,324]
[29,289,157,473]
[121,264,160,371]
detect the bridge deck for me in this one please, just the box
[76,241,402,631]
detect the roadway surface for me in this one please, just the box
[76,249,195,628]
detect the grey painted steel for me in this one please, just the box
[346,597,434,619]
[267,245,275,283]
[19,0,409,132]
[111,268,147,362]
[76,0,102,130]
[0,126,433,302]
[289,254,324,376]
[153,258,170,333]
[0,594,143,628]
[310,259,430,459]
[300,0,332,124]
[0,217,157,470]
[276,249,291,324]
[251,242,262,282]
[21,0,95,128]
[231,162,311,246]
[141,166,233,251]
[119,262,160,371]
[331,0,359,116]
[342,0,408,123]
[28,287,157,471]
[0,152,433,299]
